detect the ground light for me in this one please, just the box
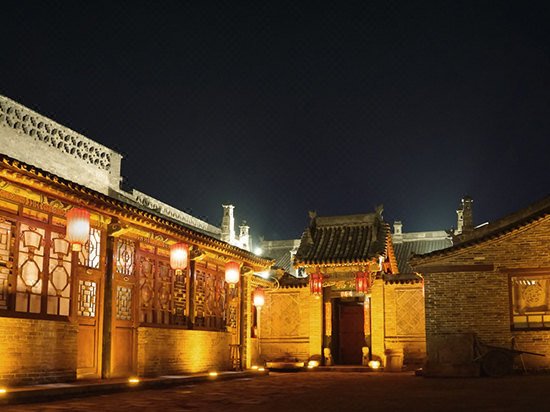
[209,371,218,378]
[307,360,320,369]
[251,365,259,370]
[258,367,265,372]
[128,377,140,384]
[0,387,7,395]
[368,360,381,370]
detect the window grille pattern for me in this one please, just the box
[16,224,46,313]
[78,280,97,317]
[116,286,133,320]
[138,249,185,326]
[194,265,228,330]
[78,227,101,269]
[47,232,72,315]
[116,239,135,276]
[511,276,550,329]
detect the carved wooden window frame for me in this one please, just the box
[0,209,75,320]
[510,273,550,330]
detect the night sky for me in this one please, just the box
[2,1,550,243]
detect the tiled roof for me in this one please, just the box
[294,212,388,266]
[278,272,309,288]
[393,238,452,273]
[0,154,272,267]
[412,194,550,263]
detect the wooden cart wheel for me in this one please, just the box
[481,349,514,377]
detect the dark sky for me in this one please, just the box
[2,1,550,242]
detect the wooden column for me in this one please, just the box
[101,230,115,378]
[187,259,196,329]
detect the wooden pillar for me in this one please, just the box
[187,259,196,329]
[101,227,116,379]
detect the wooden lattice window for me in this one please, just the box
[78,227,101,269]
[13,220,74,316]
[511,275,550,329]
[194,263,228,330]
[116,238,135,276]
[138,243,186,326]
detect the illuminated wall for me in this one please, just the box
[0,318,77,386]
[137,328,232,376]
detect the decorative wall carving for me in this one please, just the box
[396,289,425,336]
[0,97,112,171]
[264,293,301,337]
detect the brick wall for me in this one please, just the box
[420,216,550,369]
[0,317,77,386]
[259,286,322,362]
[137,327,232,376]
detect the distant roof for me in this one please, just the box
[393,238,452,273]
[412,194,550,263]
[294,209,388,266]
[261,239,300,272]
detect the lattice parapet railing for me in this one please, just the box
[0,95,117,172]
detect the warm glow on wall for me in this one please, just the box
[253,287,265,308]
[170,242,189,272]
[66,207,90,251]
[225,261,240,285]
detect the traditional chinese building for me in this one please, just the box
[257,207,446,369]
[0,95,272,387]
[412,195,550,376]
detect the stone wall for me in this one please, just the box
[0,317,78,386]
[419,216,550,370]
[137,327,232,376]
[0,95,122,195]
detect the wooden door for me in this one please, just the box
[111,237,138,377]
[76,227,104,379]
[339,304,364,364]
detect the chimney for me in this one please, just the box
[393,221,403,243]
[462,195,474,234]
[238,221,250,251]
[455,196,473,235]
[221,204,235,244]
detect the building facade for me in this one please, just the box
[0,95,271,386]
[413,195,550,376]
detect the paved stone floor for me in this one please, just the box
[5,371,550,411]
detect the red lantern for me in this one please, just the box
[309,272,323,296]
[225,261,240,286]
[253,287,265,308]
[355,271,370,294]
[66,208,90,252]
[170,242,189,272]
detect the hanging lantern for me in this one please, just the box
[309,272,323,296]
[225,261,240,286]
[66,208,90,252]
[355,271,370,294]
[170,242,189,272]
[253,287,265,308]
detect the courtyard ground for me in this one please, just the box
[4,371,550,411]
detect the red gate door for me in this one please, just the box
[339,303,365,364]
